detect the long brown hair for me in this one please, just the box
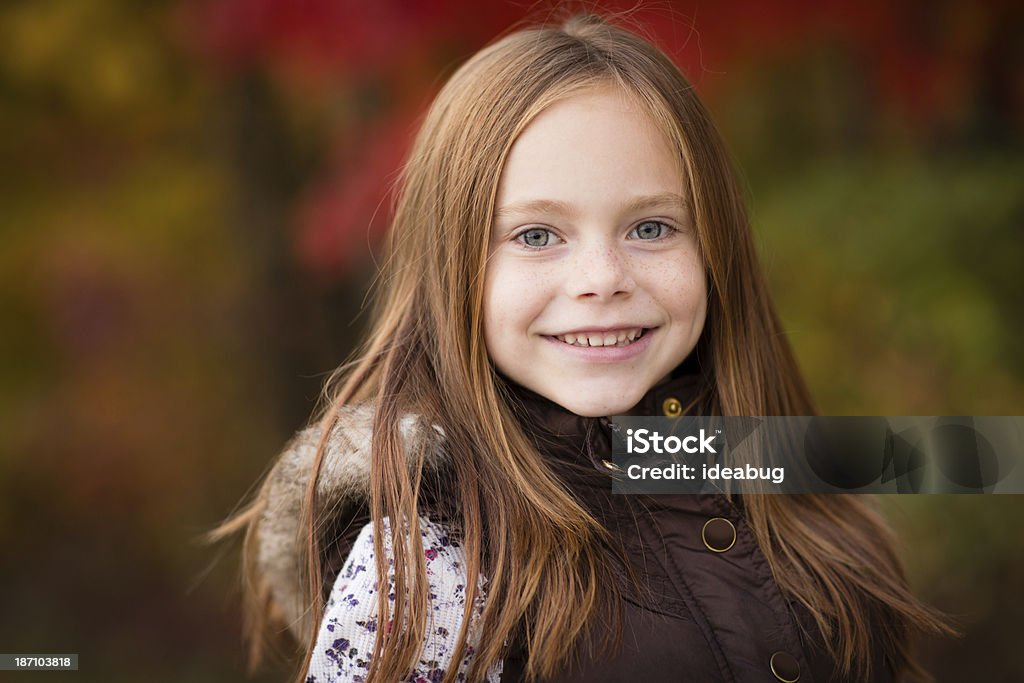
[216,14,951,683]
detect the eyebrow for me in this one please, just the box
[494,192,690,220]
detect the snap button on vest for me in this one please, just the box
[701,517,736,552]
[662,397,682,416]
[770,651,801,682]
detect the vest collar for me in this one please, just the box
[502,355,710,475]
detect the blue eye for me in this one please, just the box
[516,227,553,248]
[631,221,672,240]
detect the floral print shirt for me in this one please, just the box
[305,516,502,683]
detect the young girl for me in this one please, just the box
[218,14,948,683]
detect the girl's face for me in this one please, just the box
[484,86,707,416]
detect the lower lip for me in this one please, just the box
[543,328,656,362]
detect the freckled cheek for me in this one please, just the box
[483,262,552,340]
[640,255,707,306]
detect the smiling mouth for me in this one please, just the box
[550,327,650,348]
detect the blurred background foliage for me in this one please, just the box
[0,0,1021,681]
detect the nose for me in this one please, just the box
[566,240,635,300]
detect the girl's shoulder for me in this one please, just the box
[265,404,447,507]
[256,403,450,640]
[308,515,500,683]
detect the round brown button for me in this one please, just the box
[769,651,800,682]
[701,517,736,552]
[662,397,683,417]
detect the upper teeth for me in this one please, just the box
[554,328,644,347]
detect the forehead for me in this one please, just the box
[495,86,687,214]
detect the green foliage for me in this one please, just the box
[754,154,1024,414]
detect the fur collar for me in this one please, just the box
[256,404,445,638]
